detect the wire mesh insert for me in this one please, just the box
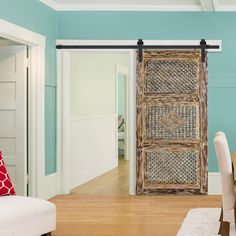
[145,60,199,94]
[144,150,198,187]
[146,104,199,139]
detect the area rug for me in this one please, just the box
[177,208,236,236]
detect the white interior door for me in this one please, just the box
[0,45,27,196]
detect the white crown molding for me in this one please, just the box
[212,0,219,11]
[39,0,58,10]
[200,0,215,11]
[55,5,202,11]
[38,0,236,11]
[39,0,202,11]
[0,19,45,46]
[216,5,236,11]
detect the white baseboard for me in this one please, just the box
[208,172,222,195]
[39,172,221,198]
[40,173,60,200]
[47,171,221,196]
[39,171,221,197]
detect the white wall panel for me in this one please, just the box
[69,114,118,190]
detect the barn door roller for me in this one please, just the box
[137,39,212,63]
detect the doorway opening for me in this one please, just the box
[0,37,29,196]
[0,19,46,199]
[117,64,129,162]
[64,51,130,194]
[116,65,129,194]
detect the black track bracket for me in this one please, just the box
[200,39,207,63]
[137,39,144,63]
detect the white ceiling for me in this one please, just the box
[39,0,236,11]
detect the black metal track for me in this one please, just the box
[56,44,219,50]
[56,39,219,62]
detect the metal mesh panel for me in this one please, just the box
[146,104,198,139]
[145,151,198,186]
[145,60,198,94]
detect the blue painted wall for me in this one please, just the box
[57,11,236,172]
[1,6,236,173]
[0,0,57,175]
[45,86,57,174]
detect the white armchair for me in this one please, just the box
[0,195,56,236]
[214,131,236,236]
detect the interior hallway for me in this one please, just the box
[50,194,221,236]
[71,159,129,194]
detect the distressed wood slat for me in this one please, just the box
[199,59,208,194]
[143,96,200,102]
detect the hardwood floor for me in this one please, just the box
[53,159,222,235]
[50,194,222,236]
[71,159,129,194]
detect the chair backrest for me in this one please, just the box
[214,132,235,211]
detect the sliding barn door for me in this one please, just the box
[136,50,208,195]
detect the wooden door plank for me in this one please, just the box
[136,50,208,195]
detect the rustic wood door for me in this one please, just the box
[136,50,208,195]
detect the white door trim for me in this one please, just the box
[116,64,129,161]
[0,19,46,198]
[57,39,222,196]
[57,46,137,195]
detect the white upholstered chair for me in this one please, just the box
[214,131,236,236]
[0,195,56,236]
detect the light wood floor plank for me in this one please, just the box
[71,159,129,194]
[50,194,222,236]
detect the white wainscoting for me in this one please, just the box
[69,114,118,190]
[208,172,222,195]
[41,173,61,200]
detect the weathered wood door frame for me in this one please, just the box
[136,50,208,195]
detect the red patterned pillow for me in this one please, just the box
[0,151,15,196]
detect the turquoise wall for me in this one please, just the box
[57,11,236,172]
[1,6,236,173]
[45,86,57,174]
[0,0,57,175]
[118,74,125,117]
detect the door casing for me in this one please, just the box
[0,45,27,195]
[57,47,137,195]
[0,19,46,198]
[116,64,129,161]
